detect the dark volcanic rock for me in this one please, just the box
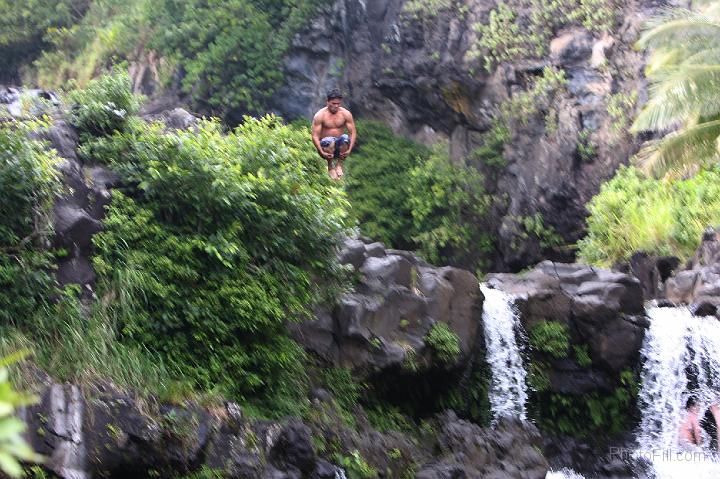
[487,260,648,391]
[663,227,720,318]
[293,237,483,378]
[417,412,548,479]
[264,0,664,271]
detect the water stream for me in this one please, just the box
[635,306,720,478]
[480,284,528,421]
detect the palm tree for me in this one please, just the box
[631,2,720,177]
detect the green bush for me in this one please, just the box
[425,322,461,365]
[408,147,493,266]
[469,0,616,70]
[343,121,494,268]
[578,166,720,266]
[528,321,569,359]
[68,71,140,137]
[85,111,350,411]
[344,121,430,249]
[0,120,61,325]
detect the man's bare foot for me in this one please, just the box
[328,166,339,180]
[335,162,344,177]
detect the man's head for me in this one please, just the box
[326,89,343,113]
[687,395,700,412]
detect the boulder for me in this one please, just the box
[293,238,483,378]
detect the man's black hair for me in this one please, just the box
[687,395,698,409]
[327,89,343,101]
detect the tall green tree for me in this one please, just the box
[632,1,720,177]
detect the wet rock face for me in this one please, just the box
[417,412,548,479]
[293,237,483,378]
[22,375,552,479]
[486,260,648,393]
[663,227,720,318]
[270,0,661,270]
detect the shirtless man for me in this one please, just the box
[679,396,704,449]
[312,89,356,179]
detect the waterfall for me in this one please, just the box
[546,469,586,479]
[480,284,528,421]
[636,306,720,478]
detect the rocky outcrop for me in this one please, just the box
[662,227,720,317]
[293,237,483,378]
[268,0,666,270]
[417,412,548,479]
[487,260,648,394]
[21,374,551,479]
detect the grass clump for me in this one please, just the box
[528,321,569,359]
[578,166,720,266]
[425,322,461,365]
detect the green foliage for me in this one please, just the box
[344,121,493,268]
[606,91,638,134]
[408,146,493,266]
[0,119,61,326]
[149,0,323,117]
[577,129,597,162]
[68,71,140,137]
[365,404,414,433]
[402,0,452,20]
[531,369,638,437]
[179,466,225,479]
[0,352,43,477]
[82,95,350,411]
[470,0,616,71]
[574,345,592,368]
[0,0,84,79]
[435,366,492,425]
[425,323,461,365]
[578,165,720,266]
[529,321,569,359]
[632,2,720,176]
[344,121,430,249]
[323,368,363,413]
[332,450,378,479]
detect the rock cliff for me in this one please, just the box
[271,0,677,270]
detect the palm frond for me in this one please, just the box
[638,10,720,50]
[633,64,720,131]
[635,119,720,177]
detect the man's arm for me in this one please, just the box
[341,110,357,158]
[312,111,332,160]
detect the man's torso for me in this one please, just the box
[319,107,349,138]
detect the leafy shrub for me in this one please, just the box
[470,0,616,70]
[528,321,569,359]
[0,120,61,325]
[343,121,494,268]
[86,111,350,410]
[344,121,430,249]
[530,370,638,437]
[425,322,461,365]
[332,450,378,479]
[68,71,140,137]
[408,146,493,266]
[149,0,323,118]
[578,166,720,266]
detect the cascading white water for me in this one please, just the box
[480,284,528,420]
[636,306,720,478]
[545,469,586,479]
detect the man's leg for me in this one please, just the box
[320,137,338,179]
[335,135,350,177]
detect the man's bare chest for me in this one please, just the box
[322,113,346,129]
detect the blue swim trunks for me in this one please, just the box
[320,134,350,158]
